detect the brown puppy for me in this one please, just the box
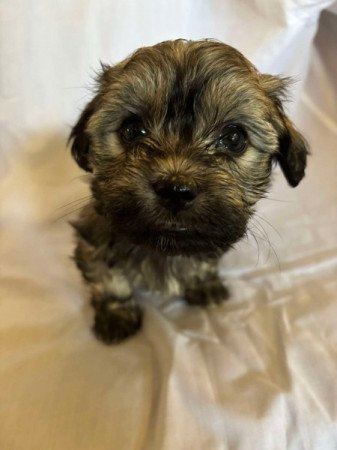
[69,39,308,344]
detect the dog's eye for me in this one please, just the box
[119,119,147,143]
[215,125,247,154]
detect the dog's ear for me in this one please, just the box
[276,115,309,187]
[260,74,309,187]
[68,97,99,172]
[68,62,125,172]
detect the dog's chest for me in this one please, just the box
[115,248,210,297]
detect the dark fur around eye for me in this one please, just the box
[215,124,247,154]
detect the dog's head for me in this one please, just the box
[69,40,308,256]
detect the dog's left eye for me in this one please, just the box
[119,119,147,143]
[214,125,247,154]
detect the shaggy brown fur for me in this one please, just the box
[69,39,308,344]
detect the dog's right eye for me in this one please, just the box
[119,119,147,143]
[214,124,247,154]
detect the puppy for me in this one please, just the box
[69,39,308,344]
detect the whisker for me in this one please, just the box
[56,195,92,210]
[247,228,260,267]
[53,205,87,222]
[250,218,270,243]
[248,219,280,269]
[67,175,92,183]
[253,212,282,239]
[262,197,294,203]
[63,85,91,90]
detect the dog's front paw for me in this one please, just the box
[93,301,143,344]
[184,276,229,307]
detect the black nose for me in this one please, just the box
[152,181,197,206]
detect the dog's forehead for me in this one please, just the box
[118,41,257,104]
[118,42,266,122]
[125,40,253,78]
[96,41,273,139]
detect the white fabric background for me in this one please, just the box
[1,1,337,449]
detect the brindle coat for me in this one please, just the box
[69,40,308,343]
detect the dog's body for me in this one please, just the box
[70,40,308,343]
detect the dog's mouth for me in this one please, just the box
[108,205,247,256]
[155,228,195,242]
[132,221,229,256]
[152,221,201,242]
[155,222,190,234]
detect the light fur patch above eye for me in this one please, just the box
[245,120,279,153]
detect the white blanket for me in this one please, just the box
[1,2,337,449]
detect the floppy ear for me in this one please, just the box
[277,115,309,187]
[69,61,128,171]
[68,97,99,172]
[260,74,309,187]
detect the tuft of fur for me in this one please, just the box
[69,39,309,343]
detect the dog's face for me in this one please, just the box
[70,40,308,256]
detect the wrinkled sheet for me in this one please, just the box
[1,2,337,449]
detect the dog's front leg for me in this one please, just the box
[90,276,142,344]
[74,238,142,344]
[184,263,229,307]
